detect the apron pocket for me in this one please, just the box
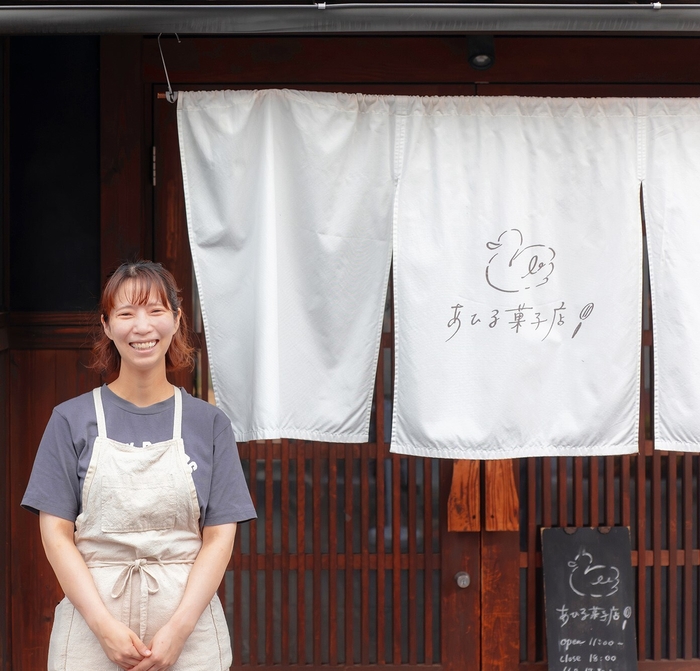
[101,475,176,533]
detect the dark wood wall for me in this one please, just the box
[3,31,700,671]
[0,331,9,671]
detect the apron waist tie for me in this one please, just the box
[85,558,196,641]
[111,559,160,642]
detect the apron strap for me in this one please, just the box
[92,387,107,438]
[172,386,182,441]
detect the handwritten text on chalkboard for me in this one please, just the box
[542,528,638,671]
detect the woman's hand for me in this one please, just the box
[94,616,152,670]
[127,621,189,671]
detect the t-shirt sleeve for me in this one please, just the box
[204,417,257,526]
[21,409,81,521]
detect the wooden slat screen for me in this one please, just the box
[196,285,443,666]
[519,234,700,667]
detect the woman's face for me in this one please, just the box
[102,280,180,375]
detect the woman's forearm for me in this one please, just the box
[39,511,113,630]
[168,522,237,636]
[39,511,151,668]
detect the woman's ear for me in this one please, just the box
[101,314,113,340]
[175,308,182,332]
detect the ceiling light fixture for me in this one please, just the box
[468,35,495,70]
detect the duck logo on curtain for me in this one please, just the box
[485,228,556,293]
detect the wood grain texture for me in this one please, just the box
[440,460,481,671]
[447,459,480,532]
[485,460,519,532]
[10,350,101,671]
[100,36,146,279]
[481,531,520,671]
[8,312,97,350]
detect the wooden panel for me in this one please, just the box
[484,460,519,532]
[100,36,146,280]
[440,460,481,671]
[0,349,10,669]
[447,460,480,532]
[145,36,476,85]
[145,36,700,87]
[10,350,54,671]
[485,37,700,84]
[482,83,700,97]
[0,315,7,352]
[8,312,97,350]
[10,350,101,671]
[482,532,520,671]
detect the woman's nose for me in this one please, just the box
[133,310,153,332]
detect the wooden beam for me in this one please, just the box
[7,312,97,350]
[485,459,519,532]
[440,460,481,671]
[447,459,481,532]
[481,531,520,671]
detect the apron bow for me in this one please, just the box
[111,558,160,641]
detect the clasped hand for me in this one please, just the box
[98,617,188,671]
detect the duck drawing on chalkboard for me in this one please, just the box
[568,548,620,598]
[485,228,556,293]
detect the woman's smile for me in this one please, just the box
[130,340,159,350]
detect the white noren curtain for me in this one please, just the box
[178,89,394,442]
[391,97,642,459]
[179,90,700,459]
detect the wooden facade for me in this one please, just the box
[3,32,700,671]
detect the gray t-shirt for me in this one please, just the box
[22,385,256,527]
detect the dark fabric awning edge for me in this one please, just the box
[3,4,700,34]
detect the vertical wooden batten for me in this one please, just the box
[440,460,481,671]
[447,460,481,532]
[485,459,519,532]
[482,460,519,671]
[100,36,147,279]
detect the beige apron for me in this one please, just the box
[48,386,232,671]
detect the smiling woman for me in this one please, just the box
[21,261,256,671]
[93,262,194,384]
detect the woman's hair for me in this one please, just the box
[91,261,196,376]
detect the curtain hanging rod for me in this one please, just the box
[5,2,700,34]
[7,3,700,9]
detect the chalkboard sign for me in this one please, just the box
[542,527,638,671]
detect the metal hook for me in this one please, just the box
[158,33,181,104]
